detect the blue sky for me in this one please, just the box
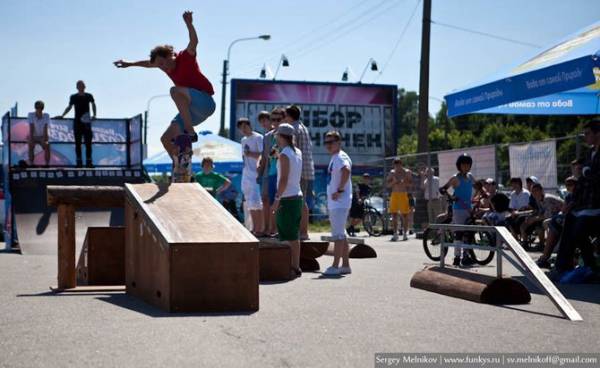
[1,0,598,156]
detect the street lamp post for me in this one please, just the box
[219,35,271,137]
[144,94,170,157]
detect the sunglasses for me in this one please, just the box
[324,140,337,145]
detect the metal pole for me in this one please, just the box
[219,59,228,137]
[416,0,431,154]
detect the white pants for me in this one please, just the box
[242,179,263,210]
[329,208,350,240]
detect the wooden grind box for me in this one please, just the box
[76,227,125,285]
[124,183,259,313]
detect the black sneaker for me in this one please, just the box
[461,254,476,267]
[346,226,355,237]
[453,256,461,266]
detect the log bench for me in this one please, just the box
[321,236,377,258]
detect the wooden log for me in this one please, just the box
[410,266,530,305]
[57,204,76,289]
[47,186,125,208]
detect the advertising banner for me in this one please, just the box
[230,79,397,167]
[437,146,497,185]
[509,140,558,190]
[8,116,141,167]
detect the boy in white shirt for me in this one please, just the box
[27,100,51,167]
[238,118,264,236]
[322,131,353,276]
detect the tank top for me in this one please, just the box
[277,146,303,198]
[453,173,473,210]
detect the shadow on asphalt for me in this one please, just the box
[512,275,600,305]
[17,291,257,317]
[96,294,257,318]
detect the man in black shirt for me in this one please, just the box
[57,80,97,167]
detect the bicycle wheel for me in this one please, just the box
[363,209,384,237]
[422,227,450,261]
[467,231,495,265]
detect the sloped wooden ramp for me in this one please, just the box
[124,183,259,313]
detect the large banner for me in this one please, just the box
[230,79,398,166]
[509,140,558,190]
[437,145,497,185]
[8,116,142,167]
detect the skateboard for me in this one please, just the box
[171,134,193,183]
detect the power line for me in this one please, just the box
[237,0,392,74]
[374,0,421,82]
[291,0,405,62]
[431,20,542,48]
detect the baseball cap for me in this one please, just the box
[276,123,295,136]
[485,178,496,184]
[527,176,540,184]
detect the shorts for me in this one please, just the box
[389,192,410,215]
[242,179,262,210]
[172,88,216,132]
[261,175,278,206]
[276,196,303,241]
[349,197,364,219]
[329,208,350,240]
[300,179,314,208]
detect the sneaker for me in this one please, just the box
[536,257,551,269]
[403,234,408,241]
[339,267,352,275]
[461,254,476,267]
[322,266,341,276]
[409,230,414,235]
[346,226,355,237]
[453,256,461,266]
[391,234,399,242]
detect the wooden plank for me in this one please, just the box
[125,183,256,245]
[320,236,366,245]
[50,285,125,293]
[47,186,125,208]
[57,204,76,289]
[495,226,583,321]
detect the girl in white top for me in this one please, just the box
[322,131,353,276]
[273,123,303,278]
[27,100,51,167]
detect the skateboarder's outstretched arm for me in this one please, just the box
[113,59,156,68]
[183,11,197,56]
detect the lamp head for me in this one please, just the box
[260,64,267,79]
[342,67,349,82]
[281,54,289,67]
[370,60,378,71]
[259,34,271,40]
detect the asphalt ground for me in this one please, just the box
[1,232,599,367]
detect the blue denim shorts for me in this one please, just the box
[172,88,216,132]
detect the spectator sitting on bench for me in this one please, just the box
[482,192,510,226]
[521,183,563,249]
[536,176,577,269]
[506,177,532,238]
[550,119,600,282]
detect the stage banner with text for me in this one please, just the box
[509,140,558,190]
[437,145,497,185]
[230,79,398,167]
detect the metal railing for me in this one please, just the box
[427,223,582,322]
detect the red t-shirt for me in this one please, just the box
[165,50,214,95]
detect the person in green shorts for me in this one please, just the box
[195,157,231,197]
[272,123,303,278]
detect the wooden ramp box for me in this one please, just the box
[125,183,259,313]
[76,227,125,285]
[259,243,291,281]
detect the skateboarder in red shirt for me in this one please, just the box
[114,11,215,167]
